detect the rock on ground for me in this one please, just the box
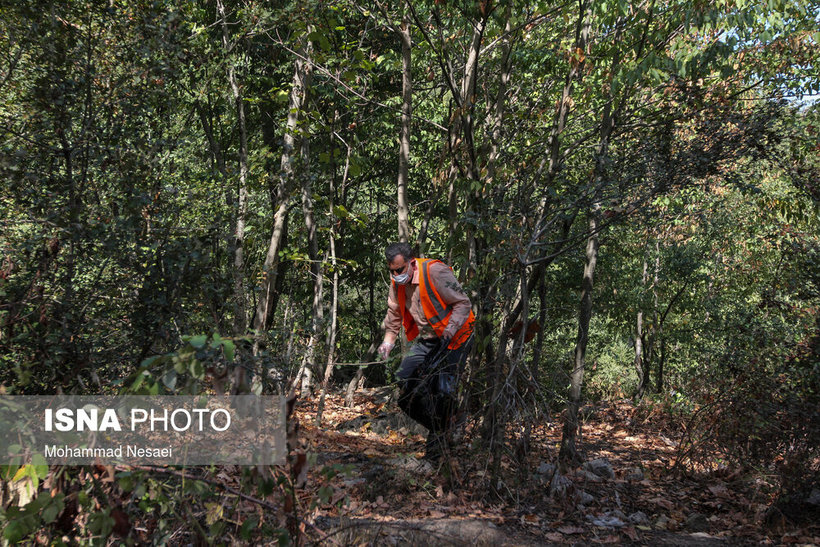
[582,458,615,479]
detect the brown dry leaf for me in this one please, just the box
[650,497,674,511]
[93,465,114,483]
[708,484,729,497]
[331,490,346,505]
[428,510,446,518]
[522,514,539,524]
[545,532,564,542]
[599,534,620,543]
[558,525,585,535]
[623,526,638,541]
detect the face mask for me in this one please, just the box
[392,272,410,285]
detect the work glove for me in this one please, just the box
[426,337,451,369]
[377,341,394,360]
[438,336,452,353]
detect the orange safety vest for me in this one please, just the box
[394,258,475,350]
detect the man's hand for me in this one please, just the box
[378,341,394,360]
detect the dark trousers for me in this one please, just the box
[396,337,470,436]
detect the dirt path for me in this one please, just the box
[292,391,818,545]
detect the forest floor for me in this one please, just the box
[291,389,820,546]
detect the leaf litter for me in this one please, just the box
[290,393,820,545]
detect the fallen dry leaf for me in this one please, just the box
[650,497,674,511]
[557,525,585,535]
[708,484,729,497]
[522,514,539,524]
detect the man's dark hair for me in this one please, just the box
[385,242,415,263]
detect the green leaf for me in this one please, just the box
[140,355,161,368]
[41,494,64,524]
[333,205,350,219]
[189,359,204,379]
[240,516,259,540]
[307,31,330,51]
[209,520,226,537]
[118,474,134,492]
[189,335,207,349]
[222,340,235,362]
[162,369,177,390]
[31,454,48,479]
[1,464,21,481]
[87,511,114,536]
[147,380,160,396]
[3,518,33,543]
[131,370,148,392]
[41,503,59,524]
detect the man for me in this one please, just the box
[378,242,474,461]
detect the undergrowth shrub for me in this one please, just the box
[585,338,636,401]
[675,352,820,525]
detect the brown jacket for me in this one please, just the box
[384,259,472,341]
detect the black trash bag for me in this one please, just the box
[398,338,456,435]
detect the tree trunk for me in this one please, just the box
[649,237,660,392]
[315,236,338,425]
[559,207,600,469]
[532,0,590,227]
[298,94,321,400]
[657,337,665,393]
[532,276,548,388]
[462,10,489,282]
[397,13,412,242]
[475,15,514,465]
[284,299,296,367]
[446,170,458,265]
[215,0,248,338]
[653,238,663,393]
[252,35,312,346]
[634,258,649,399]
[560,6,624,468]
[485,5,513,189]
[316,142,349,424]
[230,78,249,336]
[195,100,228,181]
[511,0,591,340]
